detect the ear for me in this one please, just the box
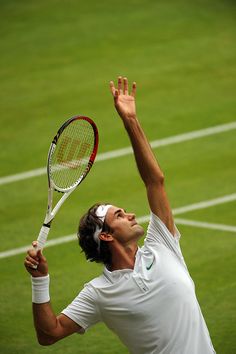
[99,232,114,242]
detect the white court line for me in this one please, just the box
[0,121,236,186]
[131,193,236,224]
[173,193,236,215]
[174,218,236,233]
[1,192,236,259]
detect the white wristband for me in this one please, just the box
[31,274,50,304]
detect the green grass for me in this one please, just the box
[0,0,236,353]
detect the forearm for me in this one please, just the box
[33,302,59,345]
[123,117,164,186]
[25,247,81,345]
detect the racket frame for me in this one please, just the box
[36,115,98,250]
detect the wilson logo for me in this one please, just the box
[57,136,91,169]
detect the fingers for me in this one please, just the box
[131,81,136,97]
[109,80,116,97]
[118,76,123,94]
[32,240,38,248]
[124,77,128,95]
[31,241,46,261]
[25,254,39,269]
[24,248,39,270]
[24,241,43,270]
[109,76,136,97]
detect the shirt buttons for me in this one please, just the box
[133,276,149,292]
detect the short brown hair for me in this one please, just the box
[78,203,113,267]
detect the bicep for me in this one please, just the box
[50,314,84,342]
[57,314,84,337]
[146,183,175,236]
[35,314,83,345]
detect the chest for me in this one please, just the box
[97,247,195,324]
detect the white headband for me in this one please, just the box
[93,204,112,252]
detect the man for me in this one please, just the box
[24,77,216,353]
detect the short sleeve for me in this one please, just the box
[61,283,101,332]
[145,212,184,262]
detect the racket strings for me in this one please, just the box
[50,119,95,190]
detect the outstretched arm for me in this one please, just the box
[110,76,175,235]
[24,243,82,345]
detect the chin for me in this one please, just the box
[135,224,145,236]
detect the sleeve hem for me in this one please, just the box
[151,211,181,241]
[61,310,87,333]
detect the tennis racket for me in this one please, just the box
[36,115,98,251]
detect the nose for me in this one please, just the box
[127,212,135,220]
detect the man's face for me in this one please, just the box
[104,206,144,245]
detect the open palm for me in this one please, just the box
[110,77,137,120]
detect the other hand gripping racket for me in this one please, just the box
[36,115,98,251]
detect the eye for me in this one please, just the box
[115,209,126,218]
[116,210,124,218]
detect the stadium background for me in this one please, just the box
[0,0,235,353]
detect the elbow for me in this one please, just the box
[146,172,165,187]
[37,333,57,346]
[38,341,52,347]
[38,338,54,347]
[157,173,165,185]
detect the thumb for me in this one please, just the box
[37,249,46,262]
[32,242,46,261]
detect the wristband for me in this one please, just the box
[31,274,50,304]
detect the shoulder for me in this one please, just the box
[146,211,181,243]
[86,273,110,289]
[143,212,186,264]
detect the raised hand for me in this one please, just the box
[110,76,137,121]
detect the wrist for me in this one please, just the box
[123,116,141,133]
[122,115,138,128]
[31,274,50,304]
[121,113,137,121]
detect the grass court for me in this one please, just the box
[0,0,236,353]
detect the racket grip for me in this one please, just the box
[37,225,50,250]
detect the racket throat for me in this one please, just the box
[43,222,52,228]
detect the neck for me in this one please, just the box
[109,241,138,271]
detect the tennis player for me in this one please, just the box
[24,76,216,353]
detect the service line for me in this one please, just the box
[1,121,236,186]
[1,192,235,259]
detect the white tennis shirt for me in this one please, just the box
[62,212,216,354]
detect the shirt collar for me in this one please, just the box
[103,248,141,283]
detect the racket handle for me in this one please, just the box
[31,225,50,270]
[37,225,50,250]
